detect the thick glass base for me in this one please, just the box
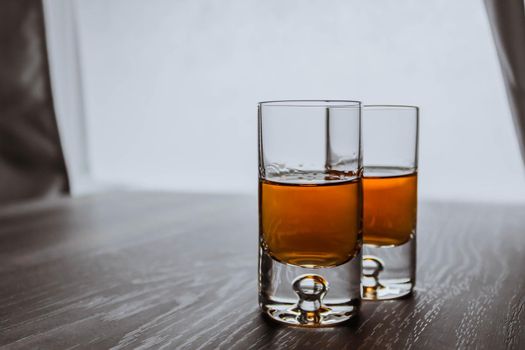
[261,301,359,327]
[362,235,416,301]
[259,246,361,327]
[362,278,413,300]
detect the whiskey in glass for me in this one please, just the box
[258,100,362,326]
[362,106,418,300]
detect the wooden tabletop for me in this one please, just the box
[0,192,524,349]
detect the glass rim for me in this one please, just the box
[259,100,361,108]
[364,104,419,111]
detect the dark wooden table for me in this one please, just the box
[0,192,524,349]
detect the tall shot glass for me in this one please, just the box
[361,105,419,300]
[258,100,363,326]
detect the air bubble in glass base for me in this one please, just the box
[259,247,361,327]
[362,235,416,301]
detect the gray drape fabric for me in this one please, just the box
[484,0,525,166]
[0,0,69,205]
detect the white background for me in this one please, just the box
[54,0,525,202]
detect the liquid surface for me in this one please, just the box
[260,173,362,268]
[363,166,417,246]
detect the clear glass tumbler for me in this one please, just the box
[361,105,419,300]
[258,100,362,326]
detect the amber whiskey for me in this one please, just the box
[260,175,362,268]
[363,167,417,246]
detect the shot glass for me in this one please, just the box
[361,105,419,300]
[258,100,363,326]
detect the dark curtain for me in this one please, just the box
[484,0,525,166]
[0,0,69,205]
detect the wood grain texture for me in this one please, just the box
[0,192,524,349]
